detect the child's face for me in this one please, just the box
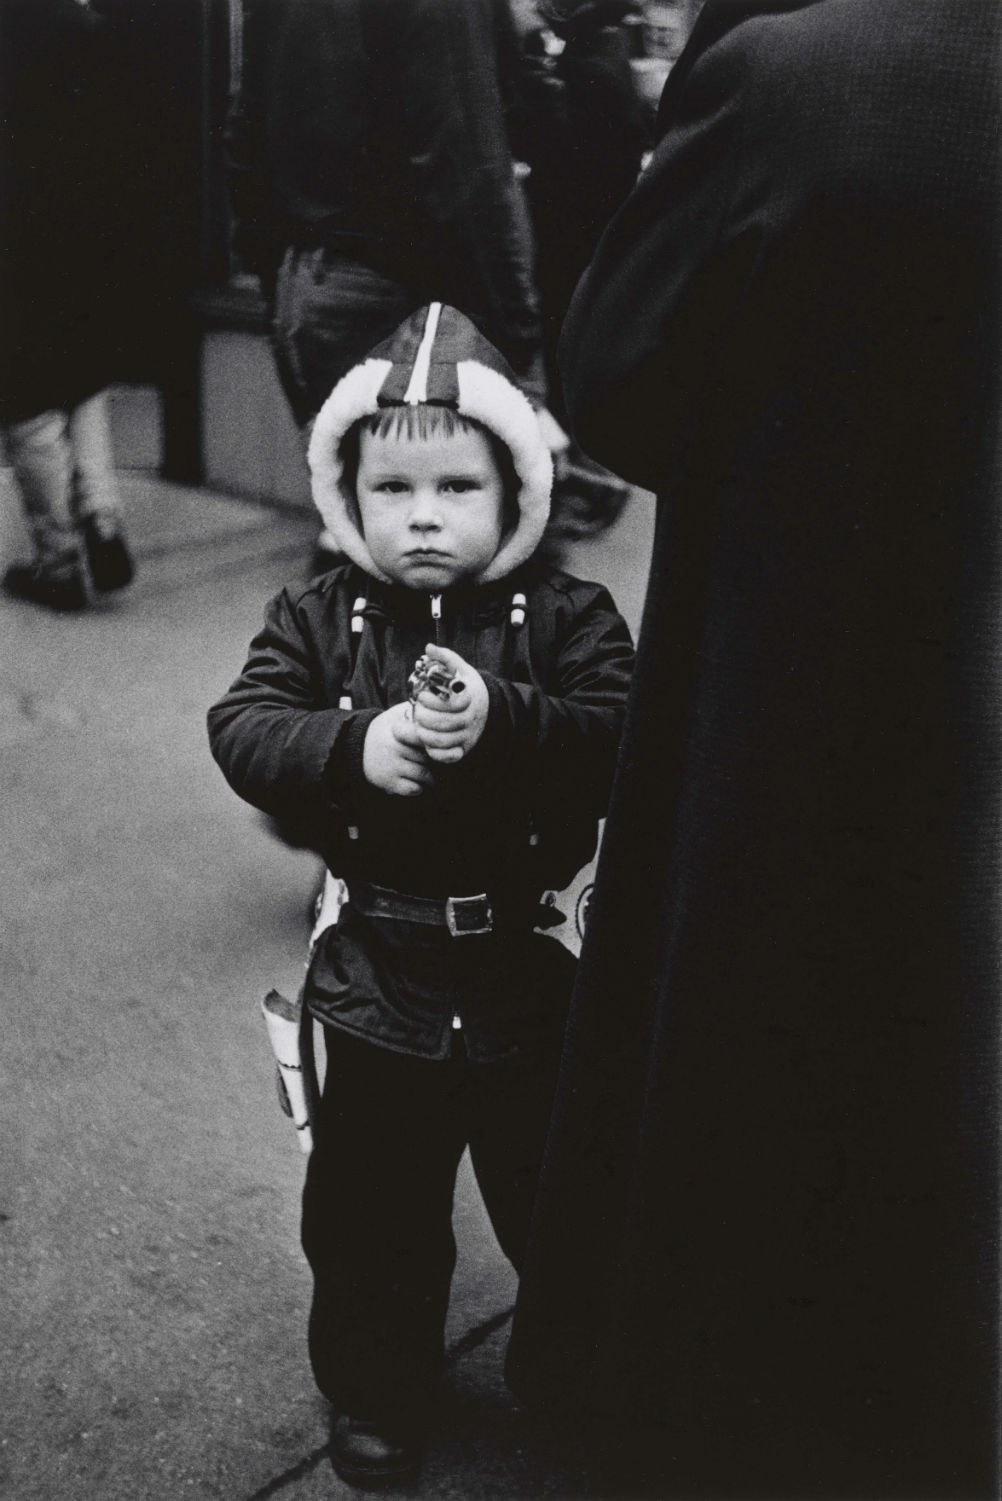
[355,425,507,590]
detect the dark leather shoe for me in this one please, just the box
[81,514,134,591]
[3,555,89,611]
[547,451,630,541]
[329,1413,422,1489]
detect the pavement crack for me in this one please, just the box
[445,1304,515,1364]
[240,1306,515,1498]
[243,1444,329,1500]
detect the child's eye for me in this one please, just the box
[375,480,409,494]
[441,478,479,493]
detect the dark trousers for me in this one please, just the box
[300,1024,564,1428]
[271,247,422,429]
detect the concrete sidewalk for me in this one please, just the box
[0,470,653,1501]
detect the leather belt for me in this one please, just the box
[349,881,494,937]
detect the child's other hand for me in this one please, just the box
[411,643,489,764]
[363,703,432,795]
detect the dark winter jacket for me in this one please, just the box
[226,0,541,386]
[207,559,632,903]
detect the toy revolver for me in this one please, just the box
[407,654,460,704]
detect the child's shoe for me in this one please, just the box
[328,1412,423,1489]
[547,448,630,542]
[80,513,135,592]
[3,553,89,611]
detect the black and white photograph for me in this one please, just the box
[2,3,999,1498]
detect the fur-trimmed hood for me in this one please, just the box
[307,303,553,586]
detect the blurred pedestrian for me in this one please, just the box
[517,1,648,394]
[0,0,135,610]
[3,395,133,609]
[507,3,1001,1498]
[513,0,649,540]
[208,304,633,1489]
[226,0,547,571]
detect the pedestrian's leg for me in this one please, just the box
[2,409,88,610]
[67,391,134,592]
[272,250,421,430]
[68,390,123,519]
[271,249,422,571]
[301,1027,467,1429]
[5,409,76,558]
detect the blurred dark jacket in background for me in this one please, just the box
[225,0,544,406]
[1,0,208,425]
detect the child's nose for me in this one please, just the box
[409,489,442,528]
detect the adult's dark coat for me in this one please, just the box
[506,3,1001,1497]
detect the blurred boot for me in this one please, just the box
[4,549,89,611]
[547,443,630,541]
[80,512,134,592]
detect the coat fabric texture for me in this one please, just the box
[506,3,1002,1498]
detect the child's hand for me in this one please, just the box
[363,703,433,795]
[411,643,489,764]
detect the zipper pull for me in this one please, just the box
[430,593,442,645]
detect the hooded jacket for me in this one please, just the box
[208,304,633,967]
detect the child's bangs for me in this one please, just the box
[360,405,479,444]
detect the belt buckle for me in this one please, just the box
[445,893,493,938]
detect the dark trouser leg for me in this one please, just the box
[3,409,79,564]
[67,391,124,522]
[271,249,422,429]
[301,1029,467,1428]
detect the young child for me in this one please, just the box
[207,304,633,1488]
